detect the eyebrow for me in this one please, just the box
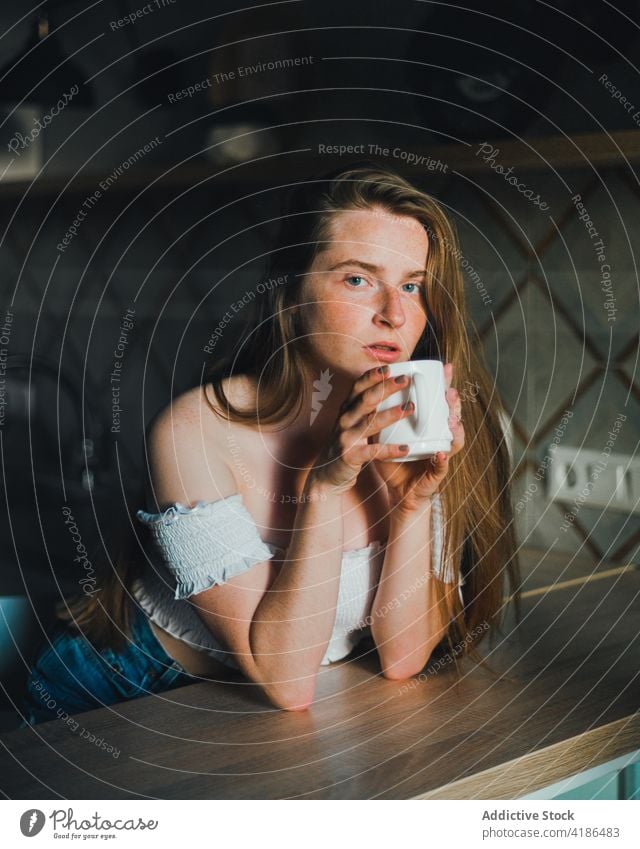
[327,259,427,279]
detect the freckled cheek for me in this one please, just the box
[413,314,428,338]
[407,305,428,334]
[302,302,367,338]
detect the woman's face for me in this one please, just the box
[298,207,430,378]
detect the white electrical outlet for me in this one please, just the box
[546,446,640,514]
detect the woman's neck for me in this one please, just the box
[273,362,355,461]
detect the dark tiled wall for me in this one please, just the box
[2,163,638,587]
[446,165,640,563]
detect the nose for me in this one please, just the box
[373,283,406,328]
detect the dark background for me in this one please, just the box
[1,0,639,728]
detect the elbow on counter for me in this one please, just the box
[271,694,314,712]
[258,675,318,712]
[381,664,422,681]
[378,637,442,681]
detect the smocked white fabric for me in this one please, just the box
[136,495,275,600]
[134,492,463,669]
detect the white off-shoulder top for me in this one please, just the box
[132,492,463,669]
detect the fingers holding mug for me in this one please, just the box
[443,361,454,390]
[446,386,465,454]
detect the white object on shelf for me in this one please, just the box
[546,446,640,514]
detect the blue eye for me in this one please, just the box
[345,275,367,287]
[402,282,421,294]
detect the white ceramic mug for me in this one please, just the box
[376,360,453,462]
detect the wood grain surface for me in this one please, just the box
[1,548,638,799]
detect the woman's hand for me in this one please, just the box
[373,362,465,516]
[308,365,417,494]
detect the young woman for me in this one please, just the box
[22,163,519,724]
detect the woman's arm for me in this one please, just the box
[148,368,416,711]
[247,478,344,710]
[184,475,345,713]
[371,364,465,679]
[146,393,346,712]
[369,500,451,680]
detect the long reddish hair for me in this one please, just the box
[204,163,521,676]
[62,163,520,678]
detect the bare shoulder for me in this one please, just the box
[149,375,254,438]
[145,379,253,508]
[202,374,257,419]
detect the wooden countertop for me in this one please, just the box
[1,548,639,799]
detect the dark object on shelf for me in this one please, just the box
[0,6,93,108]
[109,0,202,107]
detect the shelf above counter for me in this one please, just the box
[2,128,639,199]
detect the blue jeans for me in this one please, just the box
[21,604,196,726]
